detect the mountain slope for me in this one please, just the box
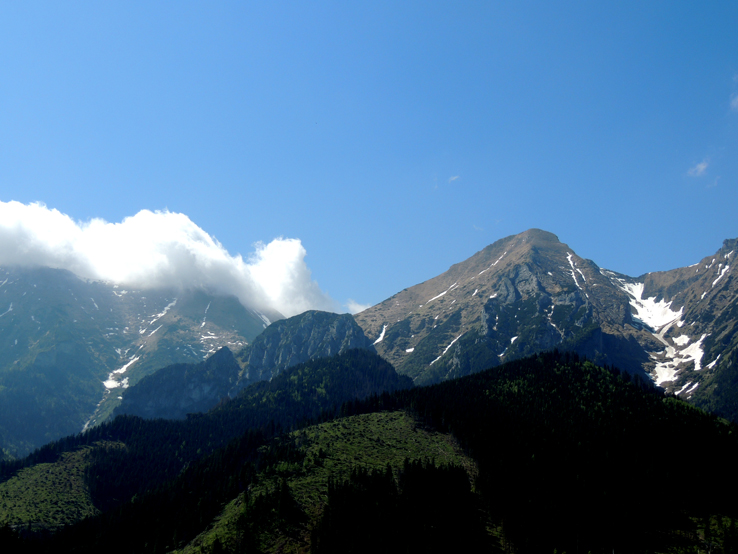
[604,238,738,419]
[354,351,738,553]
[114,310,376,420]
[0,266,281,457]
[354,228,738,421]
[355,229,653,385]
[0,349,412,546]
[177,411,478,554]
[8,351,737,554]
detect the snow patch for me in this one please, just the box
[373,324,387,345]
[651,334,706,385]
[255,310,272,327]
[201,301,211,328]
[430,333,465,366]
[706,354,721,370]
[479,252,507,275]
[150,298,177,326]
[426,282,458,304]
[619,282,683,331]
[672,335,690,346]
[712,265,730,288]
[113,356,140,375]
[566,253,583,290]
[405,348,415,353]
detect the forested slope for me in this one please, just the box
[348,351,738,552]
[2,350,737,553]
[0,350,410,537]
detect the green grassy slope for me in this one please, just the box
[176,410,475,554]
[0,442,122,531]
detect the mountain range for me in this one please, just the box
[1,228,738,552]
[0,228,736,457]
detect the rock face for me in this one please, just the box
[610,238,738,420]
[0,266,280,457]
[355,229,652,385]
[113,347,241,420]
[115,310,377,420]
[235,310,376,383]
[354,228,738,419]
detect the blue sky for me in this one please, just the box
[1,2,737,313]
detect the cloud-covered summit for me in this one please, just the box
[0,201,336,318]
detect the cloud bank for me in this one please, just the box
[0,201,337,318]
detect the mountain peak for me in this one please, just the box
[518,228,561,244]
[354,228,626,383]
[479,229,566,262]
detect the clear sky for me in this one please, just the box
[1,2,737,314]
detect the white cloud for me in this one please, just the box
[731,93,738,112]
[448,176,460,183]
[345,299,372,314]
[687,159,709,177]
[0,201,337,318]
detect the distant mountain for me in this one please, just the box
[114,310,376,420]
[0,266,281,458]
[354,229,738,419]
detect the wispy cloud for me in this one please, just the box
[448,175,460,183]
[731,93,738,112]
[0,201,337,317]
[687,159,709,177]
[345,299,372,314]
